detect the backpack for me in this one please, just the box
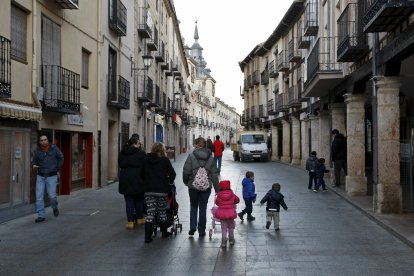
[192,154,210,191]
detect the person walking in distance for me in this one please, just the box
[260,183,288,231]
[214,180,240,248]
[213,135,225,174]
[331,129,347,187]
[183,137,219,237]
[118,136,146,229]
[238,171,257,221]
[206,138,214,156]
[32,135,64,223]
[306,151,318,190]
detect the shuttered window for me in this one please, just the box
[11,5,27,62]
[82,49,90,89]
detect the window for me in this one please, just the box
[11,5,27,62]
[82,49,90,89]
[121,122,130,147]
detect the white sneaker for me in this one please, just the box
[221,239,227,248]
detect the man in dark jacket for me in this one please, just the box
[32,135,64,223]
[331,129,347,187]
[183,137,219,237]
[118,136,146,229]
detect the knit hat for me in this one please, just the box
[219,180,231,190]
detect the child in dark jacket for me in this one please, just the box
[238,171,257,221]
[305,151,318,190]
[214,180,240,248]
[313,158,329,192]
[260,183,288,231]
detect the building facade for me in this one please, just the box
[240,0,414,214]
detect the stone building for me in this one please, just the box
[239,0,414,214]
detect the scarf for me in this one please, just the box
[41,144,50,153]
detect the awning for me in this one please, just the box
[0,101,42,121]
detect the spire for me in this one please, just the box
[194,20,199,41]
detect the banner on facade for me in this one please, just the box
[173,113,182,126]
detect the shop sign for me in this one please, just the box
[67,114,84,126]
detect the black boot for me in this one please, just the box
[145,222,153,243]
[161,223,171,238]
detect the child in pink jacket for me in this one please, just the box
[215,180,240,248]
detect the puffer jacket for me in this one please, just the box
[214,181,240,220]
[118,145,146,195]
[141,153,176,194]
[260,189,288,212]
[315,162,328,178]
[242,177,256,200]
[306,155,318,172]
[182,148,219,192]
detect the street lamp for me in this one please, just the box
[131,55,153,76]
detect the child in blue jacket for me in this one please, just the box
[238,171,257,221]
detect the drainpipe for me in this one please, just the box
[31,0,41,118]
[372,33,378,210]
[97,0,102,187]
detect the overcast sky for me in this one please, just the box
[173,0,293,114]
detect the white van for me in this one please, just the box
[231,131,269,162]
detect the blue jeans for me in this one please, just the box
[315,177,326,190]
[36,175,58,218]
[124,194,145,222]
[213,156,222,174]
[189,188,211,233]
[308,172,317,189]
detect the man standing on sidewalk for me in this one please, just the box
[331,129,347,187]
[32,135,64,223]
[213,135,225,174]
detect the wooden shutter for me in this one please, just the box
[11,5,27,61]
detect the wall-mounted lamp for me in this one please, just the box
[131,55,154,76]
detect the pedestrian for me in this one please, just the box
[214,180,240,248]
[213,135,225,174]
[238,171,257,221]
[206,138,214,156]
[259,183,288,231]
[305,151,318,190]
[118,136,146,229]
[331,129,347,187]
[183,137,219,237]
[313,158,329,193]
[141,142,176,243]
[32,135,64,223]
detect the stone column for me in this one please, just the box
[291,116,301,165]
[309,115,320,155]
[375,77,402,213]
[281,119,291,163]
[271,125,279,161]
[331,103,346,135]
[300,112,309,168]
[344,93,367,196]
[318,110,331,161]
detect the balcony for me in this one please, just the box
[109,0,127,37]
[146,28,158,52]
[40,65,80,114]
[298,22,311,49]
[160,52,169,70]
[267,99,276,115]
[165,59,173,76]
[278,93,289,112]
[250,106,257,120]
[155,41,165,62]
[288,38,302,63]
[303,37,343,98]
[55,0,78,9]
[269,60,278,78]
[247,75,253,88]
[261,69,269,85]
[277,51,289,72]
[363,0,414,33]
[258,104,267,118]
[137,7,151,38]
[288,85,301,107]
[136,74,153,102]
[252,70,260,86]
[107,75,130,109]
[337,3,369,62]
[155,92,167,114]
[304,0,319,36]
[148,85,160,108]
[0,36,11,98]
[173,98,182,114]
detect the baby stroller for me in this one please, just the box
[208,201,221,239]
[153,183,182,236]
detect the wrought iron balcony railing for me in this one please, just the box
[288,38,302,63]
[259,104,267,118]
[363,0,414,33]
[337,3,369,62]
[297,21,310,49]
[155,40,165,62]
[267,99,276,115]
[252,70,260,86]
[0,36,11,98]
[146,27,158,52]
[278,93,289,112]
[109,0,127,37]
[40,65,80,114]
[55,0,79,9]
[261,69,269,85]
[304,0,319,36]
[108,75,130,109]
[269,60,278,78]
[277,51,289,72]
[136,74,153,103]
[137,7,151,38]
[147,85,160,108]
[288,85,301,107]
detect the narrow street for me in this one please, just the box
[1,149,413,275]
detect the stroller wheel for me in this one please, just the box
[209,229,213,239]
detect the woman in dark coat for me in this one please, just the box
[141,142,176,242]
[118,137,146,229]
